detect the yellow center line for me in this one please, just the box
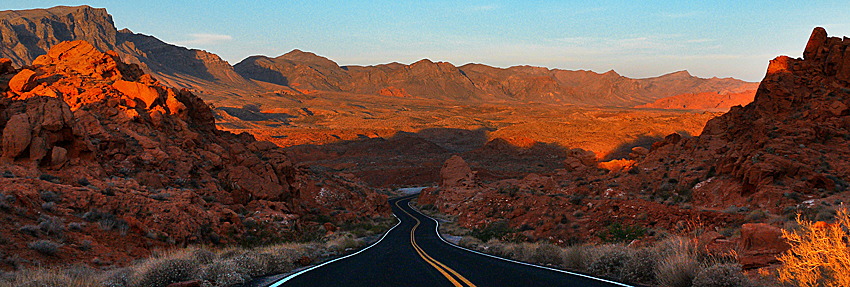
[395,199,478,287]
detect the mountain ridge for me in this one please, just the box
[1,5,758,108]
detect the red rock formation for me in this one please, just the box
[418,27,850,269]
[0,40,389,270]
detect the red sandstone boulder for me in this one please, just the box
[112,80,162,108]
[739,223,790,269]
[51,146,68,168]
[2,113,32,159]
[440,155,474,187]
[9,69,38,93]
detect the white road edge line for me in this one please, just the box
[268,213,402,287]
[407,201,634,287]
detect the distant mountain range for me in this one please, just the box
[0,5,759,108]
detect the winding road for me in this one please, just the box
[271,195,630,287]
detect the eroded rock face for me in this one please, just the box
[0,40,389,270]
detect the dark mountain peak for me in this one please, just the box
[278,49,338,67]
[411,58,436,66]
[663,70,693,78]
[602,69,620,77]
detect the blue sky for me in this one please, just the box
[6,1,850,82]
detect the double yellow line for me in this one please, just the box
[395,199,477,287]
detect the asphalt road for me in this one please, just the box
[272,195,630,287]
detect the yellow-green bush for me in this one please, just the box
[777,206,850,287]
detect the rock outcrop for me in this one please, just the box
[739,223,791,269]
[0,6,272,97]
[0,40,389,270]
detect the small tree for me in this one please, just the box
[777,206,850,287]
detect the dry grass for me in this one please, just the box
[692,264,751,287]
[655,253,699,287]
[455,231,757,286]
[0,265,99,287]
[0,226,388,287]
[777,206,850,287]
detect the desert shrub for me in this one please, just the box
[586,245,632,281]
[132,258,198,287]
[100,268,132,287]
[457,236,483,250]
[68,222,83,231]
[471,220,514,242]
[745,209,768,222]
[28,240,62,255]
[41,201,55,212]
[652,236,698,260]
[508,242,536,262]
[483,239,511,258]
[327,235,361,253]
[597,222,646,243]
[621,247,659,285]
[530,243,562,266]
[231,253,281,277]
[692,264,751,287]
[560,245,588,271]
[18,225,40,236]
[200,259,249,285]
[39,191,58,202]
[190,248,216,265]
[38,215,65,236]
[655,253,699,287]
[777,207,850,287]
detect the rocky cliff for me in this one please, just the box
[0,40,389,269]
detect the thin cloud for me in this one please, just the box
[173,33,233,46]
[686,38,714,43]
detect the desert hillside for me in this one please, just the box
[0,40,389,269]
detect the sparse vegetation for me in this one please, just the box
[692,264,751,287]
[597,222,646,243]
[1,219,397,287]
[414,201,762,287]
[28,239,63,255]
[777,206,850,287]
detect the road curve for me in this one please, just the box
[272,195,630,287]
